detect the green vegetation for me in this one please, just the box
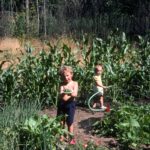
[1,32,149,106]
[0,0,150,37]
[0,101,40,149]
[0,32,150,149]
[92,103,150,149]
[18,114,68,149]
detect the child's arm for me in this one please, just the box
[70,81,78,97]
[59,82,78,101]
[59,85,73,101]
[94,76,107,89]
[96,81,107,89]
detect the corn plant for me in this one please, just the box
[0,31,149,107]
[0,31,150,150]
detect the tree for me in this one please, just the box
[36,0,40,35]
[1,0,4,14]
[26,0,29,35]
[43,0,47,37]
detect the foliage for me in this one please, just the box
[92,102,150,149]
[0,101,40,150]
[0,104,68,149]
[0,43,80,106]
[0,32,149,149]
[0,32,149,107]
[18,114,67,149]
[0,0,150,37]
[14,13,26,37]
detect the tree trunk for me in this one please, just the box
[36,0,40,35]
[10,0,13,16]
[1,0,4,14]
[43,0,47,37]
[26,0,29,35]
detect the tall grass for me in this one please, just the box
[0,101,40,150]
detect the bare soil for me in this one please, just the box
[0,37,82,69]
[42,106,117,148]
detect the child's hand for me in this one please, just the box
[62,94,71,101]
[103,86,108,89]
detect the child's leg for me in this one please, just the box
[66,101,76,142]
[68,124,76,144]
[61,119,66,128]
[100,96,107,109]
[60,118,66,141]
[68,123,74,134]
[93,103,97,108]
[100,96,104,107]
[57,102,66,142]
[92,95,99,108]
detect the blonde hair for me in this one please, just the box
[59,65,73,76]
[94,64,103,73]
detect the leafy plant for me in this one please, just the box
[0,32,149,149]
[92,103,150,149]
[18,114,67,149]
[0,101,40,150]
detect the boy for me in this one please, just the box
[57,65,78,144]
[93,64,107,109]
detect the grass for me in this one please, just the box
[0,101,41,149]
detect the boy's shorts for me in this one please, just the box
[93,86,104,96]
[57,99,76,126]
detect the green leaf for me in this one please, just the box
[130,118,140,127]
[120,122,129,127]
[131,143,137,148]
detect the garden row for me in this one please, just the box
[0,32,149,149]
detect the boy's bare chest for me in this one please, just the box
[62,81,75,90]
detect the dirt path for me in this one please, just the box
[42,106,115,147]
